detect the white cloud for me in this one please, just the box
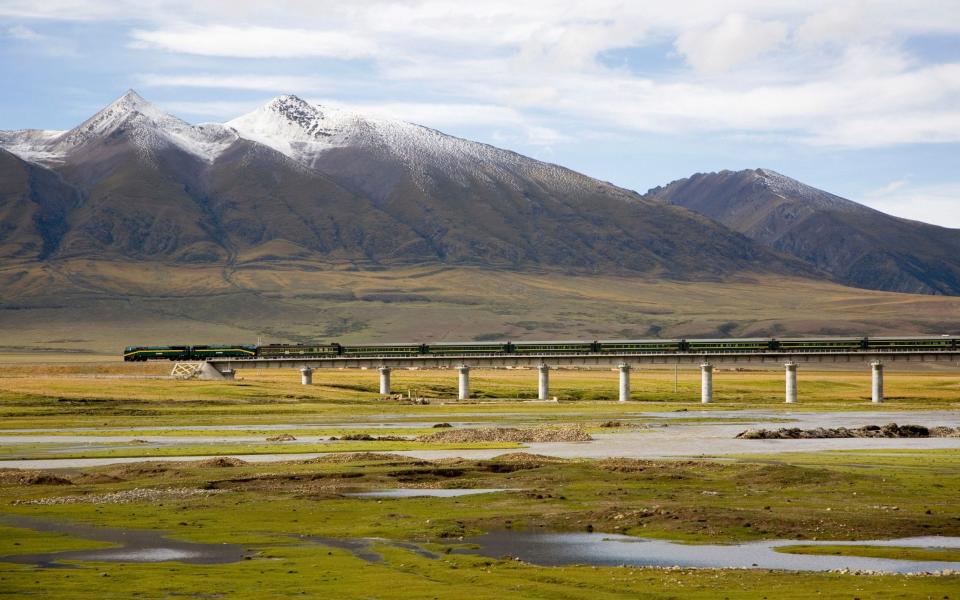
[674,14,788,73]
[138,73,333,93]
[325,101,526,129]
[5,1,960,148]
[162,100,263,119]
[130,25,380,59]
[865,179,908,196]
[860,182,960,228]
[6,24,42,40]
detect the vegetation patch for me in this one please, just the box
[776,544,960,563]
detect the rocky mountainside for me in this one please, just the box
[646,169,960,295]
[0,91,806,278]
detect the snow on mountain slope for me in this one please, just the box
[1,92,582,192]
[0,90,237,165]
[0,129,65,163]
[753,168,864,213]
[227,95,578,191]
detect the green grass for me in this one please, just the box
[0,452,958,598]
[776,544,960,562]
[0,360,958,597]
[0,362,957,433]
[0,545,955,599]
[0,440,520,460]
[0,525,115,555]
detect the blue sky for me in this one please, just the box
[1,0,959,226]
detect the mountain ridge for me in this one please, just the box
[0,90,812,279]
[645,168,960,295]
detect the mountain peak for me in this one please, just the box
[268,94,313,111]
[0,90,237,165]
[65,88,180,145]
[114,88,149,107]
[227,95,353,160]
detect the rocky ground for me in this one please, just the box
[418,425,592,443]
[736,423,960,439]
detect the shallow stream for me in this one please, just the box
[455,531,960,573]
[0,514,247,567]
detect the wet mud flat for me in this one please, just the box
[454,531,960,574]
[0,514,247,567]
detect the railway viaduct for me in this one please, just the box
[197,349,960,404]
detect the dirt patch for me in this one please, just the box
[596,458,705,473]
[100,462,183,479]
[193,457,249,468]
[0,470,73,486]
[419,425,592,443]
[72,473,126,485]
[492,452,570,464]
[297,452,420,465]
[388,467,466,482]
[736,423,957,439]
[329,434,409,441]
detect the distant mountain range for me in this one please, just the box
[0,90,957,297]
[645,169,960,295]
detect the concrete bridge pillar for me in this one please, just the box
[458,365,470,400]
[378,367,391,395]
[538,364,550,400]
[700,363,713,404]
[784,362,797,404]
[618,363,631,402]
[300,367,313,386]
[871,361,883,403]
[221,369,236,381]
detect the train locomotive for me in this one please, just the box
[122,336,957,361]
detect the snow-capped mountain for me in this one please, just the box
[0,90,237,165]
[0,90,837,285]
[226,95,581,199]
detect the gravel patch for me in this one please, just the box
[419,425,591,443]
[15,487,227,506]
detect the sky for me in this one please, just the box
[1,0,959,226]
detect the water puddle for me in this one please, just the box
[343,488,509,499]
[0,514,247,567]
[454,531,960,573]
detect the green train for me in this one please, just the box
[123,336,958,361]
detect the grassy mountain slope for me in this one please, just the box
[2,261,958,354]
[646,168,960,295]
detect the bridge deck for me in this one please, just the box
[209,350,960,370]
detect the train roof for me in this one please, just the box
[685,338,772,343]
[596,339,684,344]
[427,341,509,346]
[865,335,958,340]
[511,340,595,344]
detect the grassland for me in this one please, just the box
[0,360,957,433]
[0,360,958,597]
[776,545,960,562]
[0,451,958,598]
[4,263,960,355]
